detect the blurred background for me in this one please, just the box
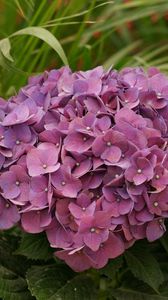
[0,0,168,98]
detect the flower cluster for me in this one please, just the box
[0,66,168,271]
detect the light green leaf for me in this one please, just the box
[125,248,164,292]
[15,232,53,261]
[0,26,68,67]
[10,26,68,65]
[0,38,14,62]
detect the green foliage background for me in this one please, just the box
[1,0,168,299]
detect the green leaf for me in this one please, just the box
[112,273,168,300]
[0,266,33,300]
[0,38,14,62]
[161,232,168,254]
[99,257,123,279]
[125,247,164,292]
[0,26,68,67]
[112,287,168,300]
[0,236,30,276]
[15,232,53,261]
[26,265,74,300]
[10,26,68,65]
[26,265,97,300]
[52,274,97,300]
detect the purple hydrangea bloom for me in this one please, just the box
[27,143,60,176]
[74,211,111,251]
[69,193,96,219]
[102,186,134,217]
[125,149,155,185]
[86,232,125,269]
[51,166,82,198]
[55,247,94,272]
[0,165,29,204]
[0,196,20,229]
[21,207,52,233]
[1,65,168,272]
[30,175,53,207]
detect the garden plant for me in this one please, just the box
[1,1,168,300]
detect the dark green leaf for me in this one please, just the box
[15,232,53,261]
[26,265,74,300]
[125,244,164,291]
[26,265,97,300]
[52,274,97,300]
[0,266,33,300]
[0,236,30,276]
[161,232,168,254]
[125,246,164,292]
[112,287,168,300]
[99,257,123,279]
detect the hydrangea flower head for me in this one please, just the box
[1,65,168,271]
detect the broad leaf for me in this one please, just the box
[52,274,97,300]
[15,232,53,261]
[161,232,168,254]
[125,247,164,292]
[27,265,97,300]
[0,236,30,276]
[112,287,168,300]
[0,266,33,300]
[26,265,74,300]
